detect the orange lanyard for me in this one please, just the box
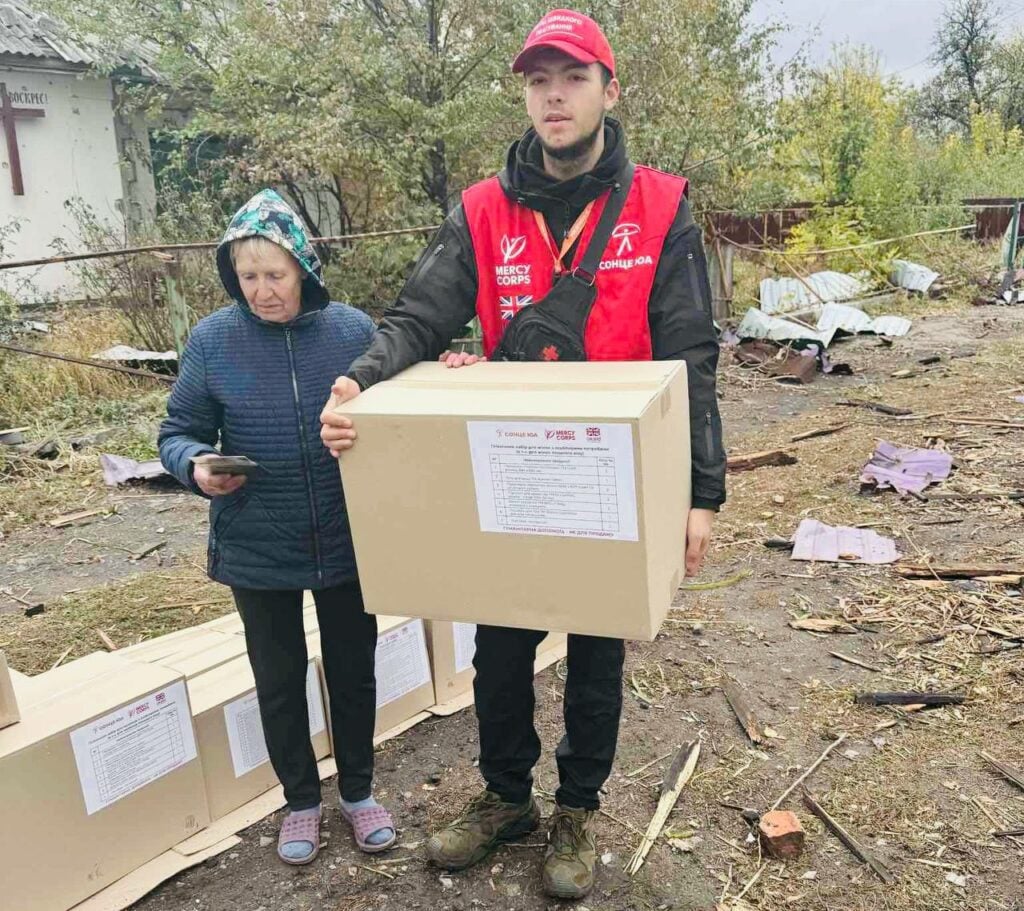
[533,201,595,275]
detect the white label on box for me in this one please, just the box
[375,619,431,708]
[466,421,639,541]
[223,662,326,778]
[70,680,198,816]
[453,621,477,674]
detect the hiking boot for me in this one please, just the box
[542,805,597,900]
[426,790,540,871]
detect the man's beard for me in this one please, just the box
[539,120,603,163]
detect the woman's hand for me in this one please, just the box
[192,454,248,497]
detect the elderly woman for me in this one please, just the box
[159,189,394,864]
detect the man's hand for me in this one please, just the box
[320,376,361,458]
[685,508,715,577]
[192,454,248,497]
[438,350,486,368]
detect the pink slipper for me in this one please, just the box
[277,807,321,865]
[340,803,397,853]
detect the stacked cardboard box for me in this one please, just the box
[425,621,567,707]
[182,655,330,821]
[0,650,19,729]
[304,614,435,736]
[334,361,691,640]
[0,652,210,911]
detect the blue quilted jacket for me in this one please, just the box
[158,189,374,590]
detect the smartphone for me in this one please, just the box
[190,455,261,477]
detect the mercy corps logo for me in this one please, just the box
[496,233,531,286]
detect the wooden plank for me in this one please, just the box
[855,692,964,707]
[727,449,798,473]
[722,678,765,744]
[802,790,894,884]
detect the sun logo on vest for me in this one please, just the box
[611,223,641,256]
[500,234,527,264]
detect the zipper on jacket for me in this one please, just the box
[414,242,445,283]
[704,410,715,461]
[687,250,706,312]
[285,328,324,585]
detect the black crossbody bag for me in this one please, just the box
[493,163,635,362]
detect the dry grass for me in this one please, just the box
[0,563,233,675]
[0,306,153,417]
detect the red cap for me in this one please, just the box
[512,9,615,78]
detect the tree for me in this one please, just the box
[914,0,1000,133]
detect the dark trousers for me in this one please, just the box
[473,625,625,811]
[232,581,378,810]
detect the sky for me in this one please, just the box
[750,0,1024,85]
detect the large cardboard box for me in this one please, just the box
[1,654,210,911]
[425,621,567,706]
[306,615,434,737]
[124,627,249,677]
[336,362,691,640]
[183,654,330,821]
[0,650,19,729]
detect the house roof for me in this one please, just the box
[0,0,158,78]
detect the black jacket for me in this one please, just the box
[347,119,726,510]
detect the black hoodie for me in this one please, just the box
[347,118,726,510]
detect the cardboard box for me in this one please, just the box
[124,628,249,677]
[425,621,567,706]
[183,654,330,821]
[306,615,434,737]
[0,650,19,729]
[196,610,245,635]
[337,362,691,640]
[1,654,209,911]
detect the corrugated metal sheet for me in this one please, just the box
[759,271,872,315]
[736,307,836,348]
[891,260,939,294]
[0,0,157,76]
[816,302,911,338]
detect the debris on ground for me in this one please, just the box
[894,562,1024,579]
[859,440,954,495]
[93,345,178,374]
[625,740,701,876]
[731,339,818,384]
[816,302,912,339]
[0,427,29,445]
[99,453,170,487]
[759,271,872,315]
[890,259,939,295]
[721,677,766,745]
[791,518,899,564]
[736,308,835,349]
[48,508,110,529]
[801,790,894,884]
[726,449,797,472]
[758,810,805,860]
[854,691,966,707]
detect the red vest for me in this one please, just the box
[463,165,686,360]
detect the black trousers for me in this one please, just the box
[232,581,378,810]
[473,625,625,811]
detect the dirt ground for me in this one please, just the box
[3,298,1024,911]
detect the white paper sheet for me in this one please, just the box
[375,620,431,707]
[453,621,477,674]
[70,680,198,816]
[466,421,638,541]
[224,661,326,778]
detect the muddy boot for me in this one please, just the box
[427,790,540,871]
[542,805,597,900]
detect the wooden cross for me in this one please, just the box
[0,83,45,196]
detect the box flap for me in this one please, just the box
[185,655,257,715]
[337,362,684,419]
[1,659,185,756]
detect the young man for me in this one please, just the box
[320,9,725,900]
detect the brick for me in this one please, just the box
[758,810,805,860]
